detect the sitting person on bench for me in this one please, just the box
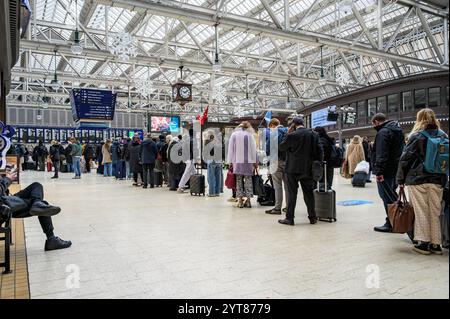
[0,172,72,251]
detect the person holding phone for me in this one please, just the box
[0,170,72,251]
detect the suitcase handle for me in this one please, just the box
[317,161,328,192]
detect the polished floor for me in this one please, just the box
[19,170,448,299]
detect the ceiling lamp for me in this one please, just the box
[71,0,83,55]
[212,24,221,72]
[241,75,253,105]
[318,45,327,85]
[50,50,60,90]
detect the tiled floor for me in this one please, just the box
[0,218,30,299]
[20,170,448,299]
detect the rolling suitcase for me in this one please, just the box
[314,162,337,223]
[352,171,367,188]
[47,161,53,172]
[154,169,163,187]
[190,166,205,196]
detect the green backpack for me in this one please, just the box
[419,130,449,176]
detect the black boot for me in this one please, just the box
[374,219,392,233]
[278,218,295,226]
[45,237,72,251]
[30,201,61,217]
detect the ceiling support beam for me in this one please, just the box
[180,21,213,64]
[338,51,359,84]
[96,0,448,71]
[260,0,283,29]
[417,8,445,64]
[352,4,378,49]
[292,0,319,32]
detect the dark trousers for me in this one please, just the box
[12,182,54,235]
[318,166,334,191]
[133,172,143,184]
[142,164,155,187]
[377,177,398,224]
[52,160,60,177]
[85,158,91,173]
[115,160,126,179]
[170,177,181,190]
[286,174,316,221]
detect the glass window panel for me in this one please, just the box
[368,98,377,117]
[350,102,357,118]
[358,100,367,118]
[388,94,400,113]
[415,89,426,109]
[377,96,387,113]
[428,87,441,108]
[402,91,413,112]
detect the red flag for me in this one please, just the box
[197,106,209,125]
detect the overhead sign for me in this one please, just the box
[311,106,337,128]
[71,88,117,123]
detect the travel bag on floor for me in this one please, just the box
[190,166,205,196]
[47,161,52,172]
[257,177,275,207]
[314,162,337,223]
[352,171,367,188]
[154,169,163,187]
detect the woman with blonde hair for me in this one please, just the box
[102,139,113,177]
[397,108,448,255]
[345,135,366,177]
[227,121,258,208]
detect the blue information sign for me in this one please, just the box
[71,89,117,122]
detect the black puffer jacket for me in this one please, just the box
[396,124,447,187]
[371,121,405,178]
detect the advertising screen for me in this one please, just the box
[151,116,180,133]
[311,106,337,128]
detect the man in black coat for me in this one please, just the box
[140,134,158,188]
[1,172,71,251]
[278,117,323,226]
[371,113,405,233]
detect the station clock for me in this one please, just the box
[172,81,193,105]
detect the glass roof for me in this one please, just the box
[13,0,449,113]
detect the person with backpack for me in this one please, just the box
[69,137,83,179]
[34,141,48,171]
[140,134,158,189]
[265,119,289,215]
[397,109,448,255]
[110,139,121,178]
[49,140,61,179]
[371,113,405,233]
[314,126,340,191]
[278,117,323,225]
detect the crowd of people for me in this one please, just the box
[2,108,448,255]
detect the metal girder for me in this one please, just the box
[352,4,378,49]
[96,0,447,71]
[180,21,213,64]
[338,51,359,84]
[292,0,320,32]
[19,39,362,89]
[260,0,283,29]
[397,0,449,18]
[384,6,415,51]
[416,8,445,64]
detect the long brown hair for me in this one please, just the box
[411,108,441,134]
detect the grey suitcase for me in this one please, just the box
[314,163,337,223]
[352,172,367,188]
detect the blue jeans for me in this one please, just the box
[104,162,113,177]
[377,177,398,223]
[207,162,222,195]
[73,156,82,177]
[125,161,131,179]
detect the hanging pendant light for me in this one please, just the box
[241,75,253,105]
[50,50,60,90]
[212,24,221,72]
[71,0,83,55]
[318,45,327,85]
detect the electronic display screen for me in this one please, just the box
[150,116,180,133]
[311,106,337,128]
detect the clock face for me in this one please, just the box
[179,86,191,99]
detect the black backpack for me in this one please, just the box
[328,143,345,168]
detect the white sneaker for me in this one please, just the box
[177,188,185,194]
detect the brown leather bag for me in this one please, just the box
[388,187,415,234]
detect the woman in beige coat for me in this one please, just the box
[346,135,366,176]
[102,140,113,177]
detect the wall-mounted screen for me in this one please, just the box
[71,88,117,122]
[311,106,337,128]
[151,116,180,133]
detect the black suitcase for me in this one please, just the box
[154,169,163,187]
[60,163,68,173]
[352,172,367,188]
[190,166,205,196]
[314,163,337,223]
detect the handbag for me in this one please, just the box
[388,187,415,234]
[257,177,275,206]
[252,170,266,197]
[225,167,236,190]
